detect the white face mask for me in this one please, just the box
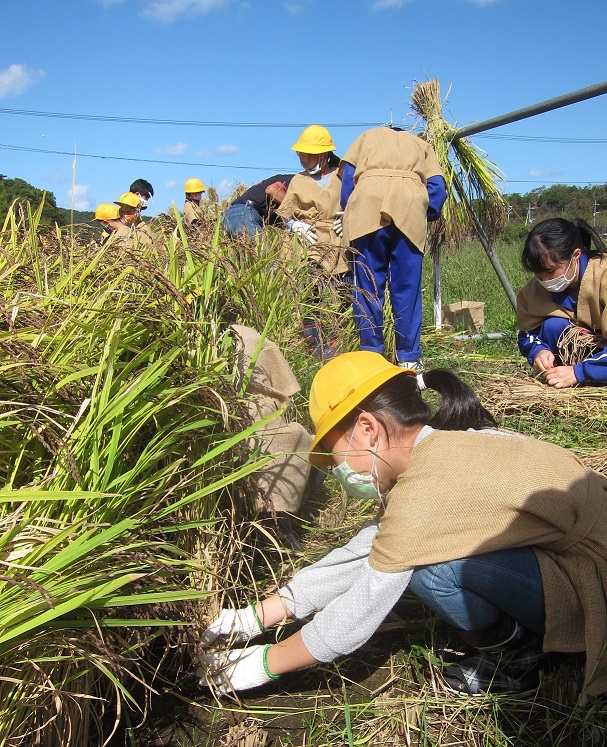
[305,162,322,176]
[331,424,381,501]
[139,197,148,210]
[536,255,578,293]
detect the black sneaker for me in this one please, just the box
[441,638,547,696]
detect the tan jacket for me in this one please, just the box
[277,171,349,275]
[340,127,443,251]
[133,221,155,247]
[102,222,132,248]
[369,429,607,696]
[183,199,205,227]
[517,255,607,342]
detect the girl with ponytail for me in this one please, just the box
[199,352,607,699]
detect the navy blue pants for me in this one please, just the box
[352,223,423,363]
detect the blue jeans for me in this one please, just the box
[222,202,264,237]
[408,547,546,635]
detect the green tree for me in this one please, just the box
[0,176,65,226]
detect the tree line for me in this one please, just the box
[1,174,606,238]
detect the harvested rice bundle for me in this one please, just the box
[411,78,506,256]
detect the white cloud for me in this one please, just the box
[155,142,188,156]
[218,179,237,199]
[216,143,238,154]
[165,179,178,189]
[370,0,407,9]
[529,168,565,178]
[0,64,45,99]
[69,184,91,211]
[141,0,230,22]
[283,2,306,13]
[42,170,69,185]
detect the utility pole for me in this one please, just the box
[594,197,600,227]
[525,203,535,225]
[507,204,513,224]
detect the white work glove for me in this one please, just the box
[333,211,344,237]
[200,605,265,647]
[198,644,279,695]
[290,220,317,246]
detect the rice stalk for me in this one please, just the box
[411,77,507,256]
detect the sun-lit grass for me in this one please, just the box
[3,194,607,746]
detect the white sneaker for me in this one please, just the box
[398,359,424,373]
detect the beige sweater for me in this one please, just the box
[340,127,443,250]
[517,255,607,342]
[369,429,607,696]
[277,171,349,275]
[183,199,205,227]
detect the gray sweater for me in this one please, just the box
[277,426,508,662]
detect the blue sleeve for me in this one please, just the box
[517,328,550,367]
[573,349,607,384]
[340,162,356,210]
[426,175,447,222]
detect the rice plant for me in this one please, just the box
[0,197,322,744]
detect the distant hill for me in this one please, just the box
[0,175,65,226]
[57,207,95,225]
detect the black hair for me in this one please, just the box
[129,179,154,198]
[340,369,496,435]
[522,217,606,274]
[327,152,341,168]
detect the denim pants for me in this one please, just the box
[222,202,264,237]
[408,547,546,635]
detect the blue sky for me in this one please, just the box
[1,0,606,216]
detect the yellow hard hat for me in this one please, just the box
[291,125,335,154]
[184,177,206,194]
[114,192,141,209]
[92,203,120,221]
[309,352,412,466]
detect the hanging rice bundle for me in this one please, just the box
[411,78,507,256]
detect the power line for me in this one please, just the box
[1,107,605,143]
[476,133,607,143]
[1,143,605,186]
[0,107,380,129]
[0,143,289,172]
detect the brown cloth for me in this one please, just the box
[340,127,443,251]
[277,171,349,275]
[132,220,155,247]
[183,199,205,227]
[517,255,607,343]
[101,222,132,248]
[231,324,314,514]
[369,429,607,696]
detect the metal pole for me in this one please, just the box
[452,80,607,140]
[444,80,607,314]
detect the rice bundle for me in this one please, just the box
[480,373,607,420]
[557,323,605,365]
[411,78,507,256]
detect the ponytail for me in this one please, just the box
[341,369,496,434]
[423,369,496,430]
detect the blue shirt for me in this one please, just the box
[517,252,607,384]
